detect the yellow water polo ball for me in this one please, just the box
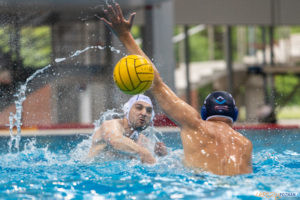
[113,55,154,95]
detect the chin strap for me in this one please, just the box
[128,125,148,141]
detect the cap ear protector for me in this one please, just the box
[200,105,207,120]
[233,107,238,122]
[200,91,239,122]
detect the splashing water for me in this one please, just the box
[8,45,121,151]
[105,0,116,6]
[0,129,299,199]
[8,64,52,152]
[54,58,66,63]
[93,109,123,131]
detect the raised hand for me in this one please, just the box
[101,3,136,37]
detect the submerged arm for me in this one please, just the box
[101,4,201,128]
[88,126,106,158]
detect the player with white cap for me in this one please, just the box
[88,94,167,163]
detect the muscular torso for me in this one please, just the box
[181,120,253,175]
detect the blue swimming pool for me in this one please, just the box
[0,129,299,200]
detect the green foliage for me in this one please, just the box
[131,25,140,38]
[188,26,300,110]
[0,25,51,68]
[189,30,209,62]
[230,26,239,61]
[213,26,225,60]
[20,26,51,68]
[277,106,300,119]
[275,75,300,106]
[197,83,213,108]
[0,27,10,53]
[173,26,182,63]
[173,25,225,63]
[290,26,300,34]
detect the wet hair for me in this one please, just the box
[201,91,238,122]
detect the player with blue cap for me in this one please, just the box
[100,3,253,175]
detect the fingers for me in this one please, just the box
[155,142,164,146]
[100,17,112,27]
[115,3,124,18]
[105,7,115,22]
[103,9,112,22]
[128,12,136,29]
[107,5,117,16]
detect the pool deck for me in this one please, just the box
[1,114,299,136]
[0,123,299,136]
[0,126,181,136]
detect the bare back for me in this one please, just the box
[181,119,253,175]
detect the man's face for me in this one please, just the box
[128,101,152,129]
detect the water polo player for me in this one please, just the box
[101,3,253,175]
[88,94,167,163]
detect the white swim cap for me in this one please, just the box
[123,94,155,121]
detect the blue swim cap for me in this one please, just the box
[201,91,238,122]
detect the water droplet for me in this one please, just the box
[229,155,236,162]
[109,46,120,54]
[55,58,66,63]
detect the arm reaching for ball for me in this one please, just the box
[101,3,202,129]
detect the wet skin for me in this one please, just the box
[88,101,167,164]
[128,102,152,130]
[101,3,253,175]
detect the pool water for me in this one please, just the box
[0,129,299,200]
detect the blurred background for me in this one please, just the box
[0,0,300,129]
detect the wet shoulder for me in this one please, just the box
[231,128,252,146]
[182,115,205,131]
[95,119,124,136]
[202,121,242,141]
[101,119,123,128]
[201,120,231,134]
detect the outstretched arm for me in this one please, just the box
[101,4,202,129]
